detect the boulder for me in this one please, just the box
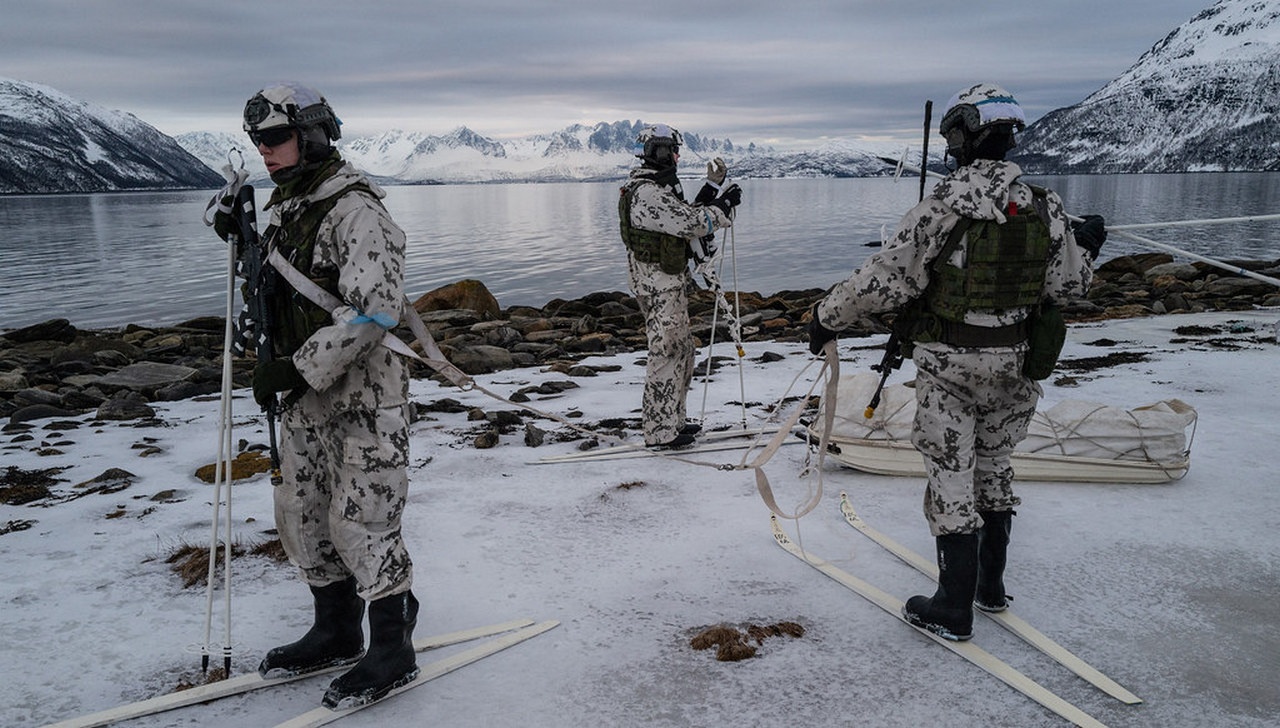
[413,280,501,319]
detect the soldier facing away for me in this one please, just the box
[808,84,1107,641]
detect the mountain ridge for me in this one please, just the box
[1013,0,1280,173]
[0,78,222,194]
[4,1,1279,193]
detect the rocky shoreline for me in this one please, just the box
[3,252,1278,427]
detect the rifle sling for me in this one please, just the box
[266,249,472,389]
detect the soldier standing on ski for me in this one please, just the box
[618,124,741,449]
[807,84,1106,641]
[213,82,419,707]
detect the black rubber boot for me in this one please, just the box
[902,533,980,641]
[323,590,420,708]
[258,577,365,678]
[975,509,1014,613]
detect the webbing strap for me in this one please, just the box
[266,249,473,389]
[745,338,838,520]
[269,249,830,519]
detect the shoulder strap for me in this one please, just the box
[1021,182,1053,228]
[931,216,973,274]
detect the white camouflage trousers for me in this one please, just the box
[277,404,413,601]
[909,342,1037,536]
[627,254,694,445]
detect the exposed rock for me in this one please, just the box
[412,279,501,319]
[95,397,157,421]
[10,404,76,425]
[95,361,198,394]
[2,256,1277,427]
[1,319,77,345]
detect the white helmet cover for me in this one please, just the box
[939,83,1026,137]
[635,123,683,164]
[243,82,342,141]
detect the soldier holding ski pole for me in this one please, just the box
[208,82,422,709]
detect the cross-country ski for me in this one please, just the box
[838,493,1142,705]
[531,426,795,464]
[771,517,1108,728]
[41,619,539,728]
[273,620,559,728]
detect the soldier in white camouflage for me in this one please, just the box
[225,83,420,708]
[808,84,1106,641]
[618,124,741,448]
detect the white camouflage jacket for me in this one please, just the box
[817,159,1093,331]
[624,167,733,243]
[267,161,409,422]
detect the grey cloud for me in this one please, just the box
[0,0,1214,144]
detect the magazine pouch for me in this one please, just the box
[1023,303,1066,380]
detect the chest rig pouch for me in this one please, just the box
[618,181,691,275]
[263,181,378,357]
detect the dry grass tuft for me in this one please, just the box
[163,536,287,587]
[690,620,806,662]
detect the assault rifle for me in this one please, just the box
[231,184,284,486]
[865,320,906,419]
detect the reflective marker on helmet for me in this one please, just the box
[940,83,1025,136]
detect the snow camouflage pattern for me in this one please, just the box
[621,166,732,445]
[264,160,414,599]
[816,159,1092,536]
[278,405,412,599]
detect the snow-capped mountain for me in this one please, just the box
[178,119,910,186]
[14,0,1280,198]
[0,78,222,194]
[1014,0,1280,173]
[172,130,271,184]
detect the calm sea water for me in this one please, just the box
[2,174,1278,330]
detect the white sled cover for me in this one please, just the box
[818,373,1196,483]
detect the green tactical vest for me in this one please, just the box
[618,181,692,275]
[924,188,1053,323]
[263,180,380,357]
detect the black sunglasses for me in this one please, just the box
[249,127,295,148]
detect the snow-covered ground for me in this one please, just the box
[3,309,1278,728]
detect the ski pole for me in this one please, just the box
[878,155,1280,290]
[918,100,932,202]
[1108,213,1280,232]
[726,217,748,429]
[202,214,237,675]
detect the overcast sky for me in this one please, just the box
[1,0,1214,149]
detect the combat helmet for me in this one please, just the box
[938,83,1026,165]
[243,83,342,179]
[635,124,683,169]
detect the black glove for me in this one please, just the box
[709,183,742,218]
[253,359,307,407]
[212,195,236,242]
[694,182,717,207]
[1071,214,1107,260]
[807,303,838,355]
